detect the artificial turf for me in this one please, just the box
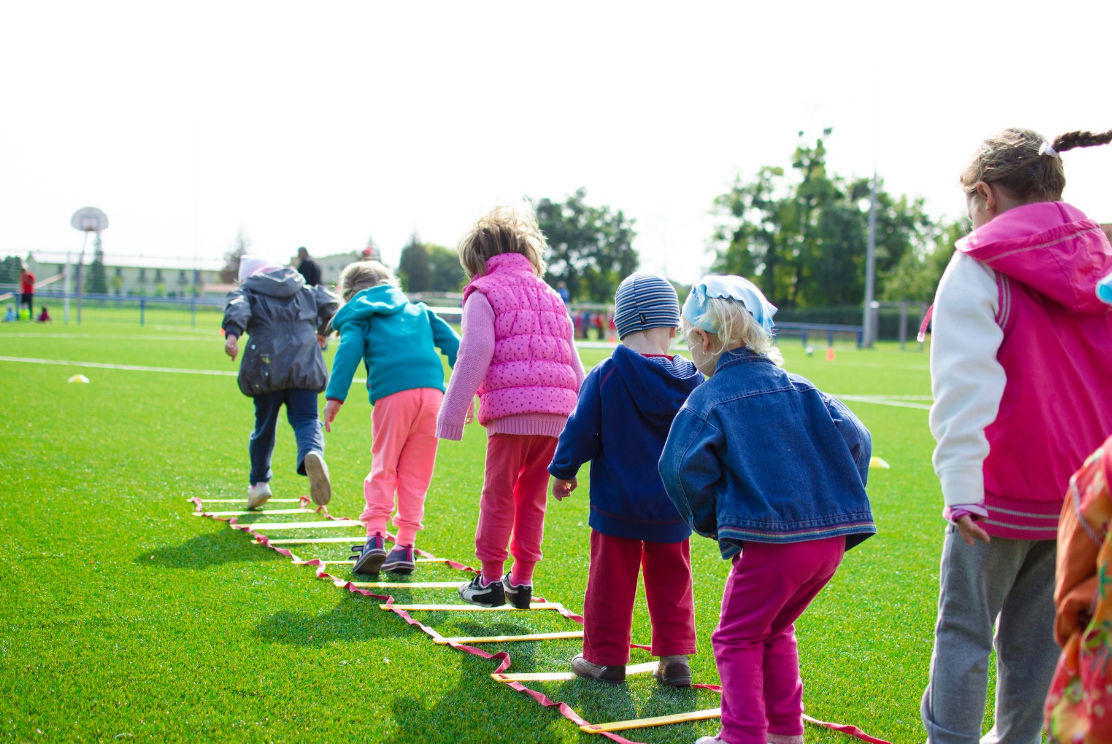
[0,312,990,743]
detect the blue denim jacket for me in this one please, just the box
[659,348,875,558]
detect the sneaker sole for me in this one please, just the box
[246,493,271,510]
[383,563,415,575]
[303,453,331,506]
[353,551,386,575]
[656,674,692,687]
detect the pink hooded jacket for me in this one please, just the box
[959,201,1112,538]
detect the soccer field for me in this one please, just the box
[0,319,973,743]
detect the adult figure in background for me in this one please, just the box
[296,247,322,287]
[556,281,570,305]
[18,265,34,321]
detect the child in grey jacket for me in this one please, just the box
[222,255,339,509]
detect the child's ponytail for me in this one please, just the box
[1052,128,1112,153]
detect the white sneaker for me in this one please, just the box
[303,452,331,505]
[246,482,272,510]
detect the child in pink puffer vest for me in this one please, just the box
[437,206,586,608]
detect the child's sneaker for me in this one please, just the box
[654,655,692,687]
[695,737,732,744]
[765,736,803,744]
[382,545,416,575]
[458,574,505,607]
[502,575,533,609]
[352,534,386,575]
[303,451,331,505]
[570,653,625,684]
[246,482,272,510]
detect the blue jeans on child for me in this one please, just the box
[249,389,323,485]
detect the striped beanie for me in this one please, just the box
[613,272,680,340]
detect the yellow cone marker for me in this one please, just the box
[68,374,90,383]
[870,456,891,469]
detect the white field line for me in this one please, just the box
[835,394,932,411]
[1,333,217,341]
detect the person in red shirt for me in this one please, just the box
[18,266,34,321]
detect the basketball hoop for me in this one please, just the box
[70,207,109,234]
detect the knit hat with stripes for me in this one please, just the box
[613,272,681,340]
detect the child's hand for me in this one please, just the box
[224,335,239,361]
[322,399,342,432]
[552,478,577,500]
[955,515,990,547]
[465,399,476,425]
[316,333,327,349]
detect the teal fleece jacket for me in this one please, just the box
[324,285,461,404]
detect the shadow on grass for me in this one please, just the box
[252,593,410,647]
[136,529,282,569]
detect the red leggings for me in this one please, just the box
[582,530,697,666]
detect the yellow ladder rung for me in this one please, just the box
[193,508,308,516]
[249,519,360,531]
[347,581,466,589]
[579,708,722,734]
[190,498,304,503]
[263,536,367,545]
[379,603,563,612]
[493,661,657,681]
[439,630,584,645]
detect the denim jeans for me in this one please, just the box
[249,388,323,485]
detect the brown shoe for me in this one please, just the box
[654,655,692,687]
[571,654,625,684]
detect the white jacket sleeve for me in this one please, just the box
[929,251,1006,508]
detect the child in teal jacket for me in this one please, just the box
[322,260,461,575]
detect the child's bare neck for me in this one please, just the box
[622,328,674,356]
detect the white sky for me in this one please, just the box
[2,1,1111,284]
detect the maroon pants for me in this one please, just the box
[582,530,697,666]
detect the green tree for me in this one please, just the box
[712,132,937,308]
[86,235,108,294]
[882,220,964,302]
[426,243,465,292]
[0,256,21,285]
[532,188,638,303]
[398,234,431,293]
[221,230,251,284]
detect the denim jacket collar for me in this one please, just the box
[714,347,775,374]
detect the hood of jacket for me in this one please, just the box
[240,267,305,299]
[957,201,1112,315]
[611,344,703,426]
[331,285,409,330]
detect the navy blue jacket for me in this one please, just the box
[549,345,704,543]
[659,348,875,559]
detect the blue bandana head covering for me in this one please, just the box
[682,275,777,336]
[1099,271,1112,306]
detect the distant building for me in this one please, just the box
[25,251,225,297]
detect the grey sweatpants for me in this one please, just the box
[921,526,1058,744]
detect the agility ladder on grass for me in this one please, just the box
[189,496,891,744]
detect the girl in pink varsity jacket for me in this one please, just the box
[921,126,1112,744]
[437,207,586,608]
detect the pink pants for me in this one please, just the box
[475,434,557,584]
[583,530,697,666]
[713,536,846,744]
[361,388,443,546]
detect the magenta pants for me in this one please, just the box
[583,530,697,666]
[361,388,443,546]
[713,536,846,744]
[475,434,557,584]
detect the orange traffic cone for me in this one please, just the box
[825,346,835,361]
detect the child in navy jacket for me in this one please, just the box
[550,273,703,686]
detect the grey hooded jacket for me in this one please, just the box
[222,267,339,397]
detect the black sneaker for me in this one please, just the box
[382,545,415,575]
[502,575,533,609]
[458,574,505,607]
[352,534,386,575]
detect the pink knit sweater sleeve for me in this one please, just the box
[436,293,496,441]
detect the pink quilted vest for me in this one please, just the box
[959,202,1112,539]
[462,253,579,425]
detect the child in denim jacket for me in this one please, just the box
[659,276,874,744]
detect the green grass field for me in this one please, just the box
[0,314,965,743]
